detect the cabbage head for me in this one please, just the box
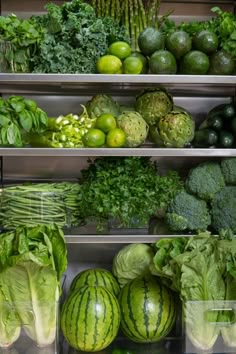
[112,244,154,287]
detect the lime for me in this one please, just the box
[180,50,210,75]
[149,50,177,74]
[130,51,149,74]
[138,27,164,56]
[96,55,122,74]
[83,128,106,147]
[193,30,219,54]
[95,113,117,133]
[123,57,143,74]
[108,41,131,59]
[166,31,192,59]
[208,50,235,75]
[106,128,126,148]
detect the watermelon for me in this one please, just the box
[119,275,176,343]
[70,268,120,297]
[61,285,120,352]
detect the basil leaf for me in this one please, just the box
[7,124,18,145]
[19,111,33,132]
[0,115,10,127]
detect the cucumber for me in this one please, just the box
[223,103,236,120]
[199,115,223,131]
[219,131,234,148]
[194,129,218,147]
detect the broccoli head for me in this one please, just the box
[166,190,211,232]
[221,158,236,185]
[185,162,225,201]
[211,186,236,233]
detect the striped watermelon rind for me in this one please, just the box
[70,268,120,297]
[61,285,121,352]
[119,275,176,343]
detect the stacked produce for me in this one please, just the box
[194,102,236,148]
[61,234,236,352]
[0,96,48,147]
[0,182,82,229]
[61,269,121,352]
[163,158,236,234]
[0,224,67,348]
[61,253,176,351]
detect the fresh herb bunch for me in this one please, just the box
[0,15,44,72]
[32,0,128,73]
[80,157,183,228]
[0,96,48,147]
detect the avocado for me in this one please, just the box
[138,27,164,57]
[208,50,235,75]
[166,30,192,59]
[180,50,210,75]
[149,50,177,74]
[193,30,219,54]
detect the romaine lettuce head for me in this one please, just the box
[0,262,59,348]
[112,244,154,287]
[0,287,21,348]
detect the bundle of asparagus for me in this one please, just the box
[92,0,161,50]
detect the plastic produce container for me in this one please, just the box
[0,300,59,354]
[185,301,236,353]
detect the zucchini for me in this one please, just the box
[193,129,218,147]
[199,114,223,131]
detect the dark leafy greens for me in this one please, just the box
[32,0,128,73]
[80,157,183,228]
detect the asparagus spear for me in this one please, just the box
[134,0,139,50]
[129,0,136,50]
[125,0,130,38]
[138,0,147,29]
[105,0,111,17]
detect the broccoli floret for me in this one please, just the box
[221,158,236,185]
[166,190,211,232]
[211,186,236,233]
[185,162,225,201]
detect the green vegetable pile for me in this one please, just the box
[79,157,183,228]
[0,96,48,147]
[0,224,67,348]
[165,158,236,234]
[151,232,236,351]
[29,106,96,148]
[32,0,128,73]
[194,102,236,148]
[0,182,82,229]
[0,15,43,72]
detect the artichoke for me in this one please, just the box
[117,111,149,147]
[135,88,173,125]
[86,94,121,118]
[149,111,195,148]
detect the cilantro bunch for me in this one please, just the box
[80,157,183,228]
[32,0,128,73]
